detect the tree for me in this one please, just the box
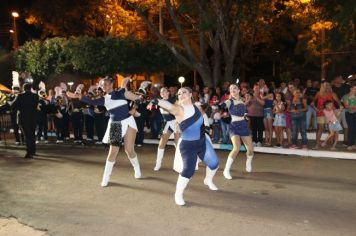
[26,0,158,38]
[128,0,281,86]
[13,37,186,82]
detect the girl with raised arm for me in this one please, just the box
[67,77,142,187]
[148,87,219,206]
[152,87,180,171]
[222,84,254,179]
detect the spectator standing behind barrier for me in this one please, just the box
[322,101,343,150]
[262,91,274,146]
[220,90,231,144]
[246,85,265,147]
[304,80,319,130]
[11,83,39,159]
[210,94,221,143]
[313,81,340,149]
[273,92,286,148]
[332,75,350,145]
[288,88,308,149]
[200,86,210,105]
[342,84,356,150]
[284,82,296,147]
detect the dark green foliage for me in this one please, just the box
[13,37,186,82]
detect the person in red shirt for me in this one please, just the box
[313,81,340,149]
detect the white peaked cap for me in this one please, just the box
[60,82,68,92]
[38,81,46,91]
[88,85,97,94]
[98,79,105,89]
[139,81,151,90]
[54,86,63,98]
[75,84,84,94]
[12,71,20,89]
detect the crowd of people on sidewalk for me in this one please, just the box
[1,74,355,152]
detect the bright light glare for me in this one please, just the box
[178,76,185,83]
[12,12,19,18]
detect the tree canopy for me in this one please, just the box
[23,0,356,85]
[14,36,186,83]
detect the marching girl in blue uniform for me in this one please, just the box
[67,77,143,187]
[152,87,180,171]
[221,84,254,179]
[148,87,219,206]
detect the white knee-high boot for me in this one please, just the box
[195,158,201,170]
[245,154,253,173]
[154,148,165,171]
[101,160,115,187]
[204,167,218,190]
[175,175,190,206]
[223,157,234,180]
[129,156,141,179]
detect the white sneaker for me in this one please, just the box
[44,140,49,144]
[257,142,262,147]
[15,142,20,145]
[36,141,40,144]
[95,141,103,145]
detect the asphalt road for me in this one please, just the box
[0,144,356,236]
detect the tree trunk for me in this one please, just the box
[196,65,213,87]
[224,58,234,84]
[213,44,222,86]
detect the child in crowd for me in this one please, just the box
[262,91,274,146]
[322,101,343,150]
[273,92,286,148]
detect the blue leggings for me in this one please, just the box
[179,137,219,178]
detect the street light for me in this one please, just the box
[67,82,74,90]
[11,11,19,50]
[178,76,185,87]
[12,12,19,18]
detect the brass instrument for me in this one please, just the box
[0,91,10,107]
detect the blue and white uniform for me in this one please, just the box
[160,97,177,134]
[174,105,219,178]
[225,99,250,137]
[81,88,137,146]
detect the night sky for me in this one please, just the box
[0,0,38,51]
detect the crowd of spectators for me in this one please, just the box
[1,75,355,152]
